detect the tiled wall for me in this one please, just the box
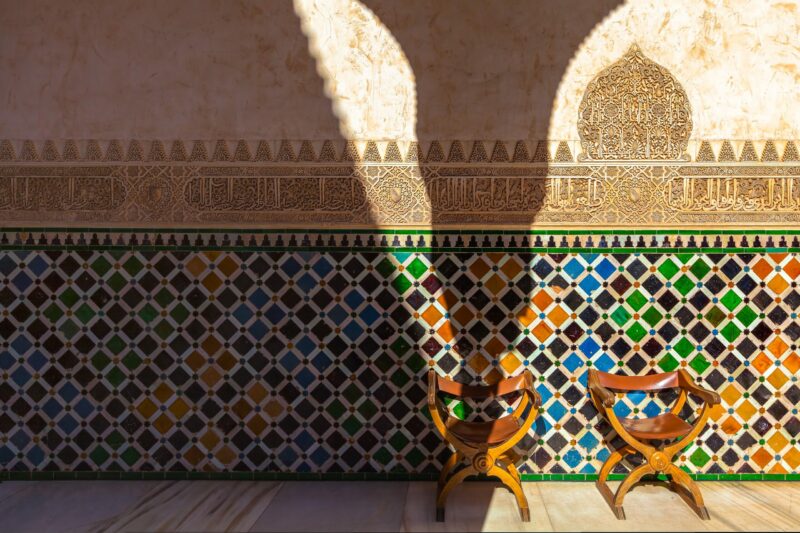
[1,230,799,477]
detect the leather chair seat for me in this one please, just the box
[445,415,522,446]
[620,412,693,440]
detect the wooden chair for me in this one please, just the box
[427,369,541,522]
[588,368,721,520]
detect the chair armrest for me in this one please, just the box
[678,369,721,406]
[588,370,615,408]
[427,370,450,431]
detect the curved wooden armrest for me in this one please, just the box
[588,369,616,408]
[678,370,721,406]
[428,370,451,434]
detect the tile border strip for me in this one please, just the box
[2,228,800,253]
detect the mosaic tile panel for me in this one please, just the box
[1,231,799,476]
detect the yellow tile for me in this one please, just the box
[203,251,222,262]
[153,383,173,403]
[451,305,474,327]
[737,399,757,420]
[201,367,222,386]
[169,397,190,418]
[768,432,789,453]
[468,258,490,279]
[720,384,741,406]
[137,398,158,418]
[500,354,521,374]
[153,413,173,434]
[767,368,789,389]
[783,446,800,469]
[437,290,458,310]
[185,256,207,277]
[185,351,206,371]
[767,273,789,293]
[184,445,204,466]
[200,430,221,450]
[232,398,251,418]
[216,445,236,465]
[484,368,503,385]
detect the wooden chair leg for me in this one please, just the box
[668,465,710,520]
[609,463,653,520]
[436,465,474,522]
[438,451,461,490]
[488,465,530,522]
[595,446,633,518]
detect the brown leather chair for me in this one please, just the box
[588,368,721,520]
[428,369,540,522]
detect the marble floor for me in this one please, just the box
[1,479,799,532]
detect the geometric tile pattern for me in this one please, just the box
[1,234,799,476]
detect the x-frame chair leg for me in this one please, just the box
[488,465,530,522]
[436,465,474,522]
[595,445,635,519]
[668,465,711,520]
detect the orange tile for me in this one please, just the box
[783,258,800,279]
[500,257,523,279]
[201,366,222,386]
[517,306,537,327]
[186,351,206,371]
[485,337,505,357]
[451,305,475,326]
[484,274,505,295]
[548,306,569,327]
[200,430,221,450]
[184,446,204,466]
[709,403,725,421]
[532,291,553,310]
[768,337,789,358]
[421,306,443,326]
[720,416,741,435]
[437,321,457,343]
[247,415,268,435]
[231,398,251,418]
[216,256,238,276]
[438,290,459,310]
[248,383,268,403]
[264,400,283,418]
[752,258,773,280]
[768,463,788,474]
[153,383,173,403]
[752,447,773,469]
[783,352,800,374]
[218,350,237,371]
[203,251,222,262]
[469,258,491,278]
[201,335,223,356]
[736,400,757,420]
[484,368,504,385]
[202,272,223,292]
[769,252,788,264]
[752,352,773,374]
[532,322,553,342]
[468,353,490,374]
